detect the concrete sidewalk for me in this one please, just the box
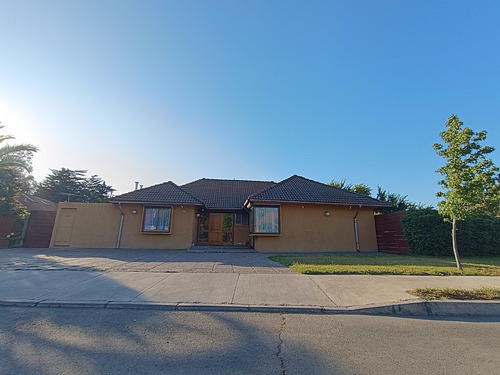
[1,248,499,316]
[1,269,500,316]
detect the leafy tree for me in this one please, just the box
[82,175,115,203]
[329,178,428,213]
[375,186,422,213]
[433,114,500,269]
[0,125,38,219]
[0,125,38,171]
[36,168,115,203]
[329,179,372,196]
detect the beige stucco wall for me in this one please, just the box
[253,203,378,253]
[50,202,197,249]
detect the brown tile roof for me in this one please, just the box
[110,181,202,205]
[247,175,392,208]
[110,176,391,209]
[19,193,58,211]
[181,178,276,210]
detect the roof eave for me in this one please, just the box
[109,200,203,206]
[246,199,392,208]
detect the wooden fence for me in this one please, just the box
[375,211,410,255]
[24,211,57,248]
[0,211,56,248]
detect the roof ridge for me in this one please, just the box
[247,175,297,199]
[182,177,275,186]
[291,175,390,204]
[174,183,205,205]
[247,175,391,207]
[111,180,203,205]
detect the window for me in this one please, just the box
[235,212,249,225]
[252,206,280,234]
[142,207,172,233]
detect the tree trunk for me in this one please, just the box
[452,218,462,270]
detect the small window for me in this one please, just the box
[252,206,280,234]
[235,212,249,225]
[142,207,172,233]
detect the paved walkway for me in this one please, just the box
[1,248,499,315]
[0,248,295,273]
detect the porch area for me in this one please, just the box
[196,211,251,247]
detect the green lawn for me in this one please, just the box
[408,288,500,300]
[268,255,500,276]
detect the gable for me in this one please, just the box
[110,181,202,205]
[248,175,392,208]
[181,179,275,210]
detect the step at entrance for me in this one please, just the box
[188,245,257,253]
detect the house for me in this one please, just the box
[50,175,391,252]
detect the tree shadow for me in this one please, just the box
[0,307,342,375]
[0,247,290,272]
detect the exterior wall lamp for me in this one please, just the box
[325,211,331,217]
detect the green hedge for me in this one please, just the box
[401,209,500,256]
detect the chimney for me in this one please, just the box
[134,181,139,191]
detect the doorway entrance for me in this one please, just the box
[197,213,234,245]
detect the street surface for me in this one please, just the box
[1,307,499,375]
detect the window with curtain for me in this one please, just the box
[142,207,172,233]
[252,206,280,234]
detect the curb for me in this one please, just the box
[1,299,499,316]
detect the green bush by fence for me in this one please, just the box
[401,209,500,256]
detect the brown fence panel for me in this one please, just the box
[375,211,410,255]
[23,211,57,248]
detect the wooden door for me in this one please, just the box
[208,213,223,244]
[53,208,77,247]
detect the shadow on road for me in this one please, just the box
[0,307,339,375]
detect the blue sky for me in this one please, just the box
[1,1,499,206]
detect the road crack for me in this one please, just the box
[277,313,287,375]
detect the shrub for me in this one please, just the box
[457,216,500,256]
[401,209,500,256]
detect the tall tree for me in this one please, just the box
[329,179,372,196]
[0,125,38,172]
[0,125,38,218]
[36,168,115,203]
[375,186,420,213]
[433,114,500,270]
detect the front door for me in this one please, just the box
[208,213,223,244]
[198,213,234,245]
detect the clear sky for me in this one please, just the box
[1,1,499,206]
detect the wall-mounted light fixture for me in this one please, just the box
[325,211,331,217]
[132,209,138,214]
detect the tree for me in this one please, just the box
[0,125,38,172]
[329,179,372,196]
[434,114,500,270]
[375,186,421,213]
[36,168,115,203]
[0,125,38,219]
[82,175,115,203]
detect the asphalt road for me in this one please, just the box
[1,307,499,375]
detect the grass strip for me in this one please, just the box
[408,288,500,300]
[268,255,500,276]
